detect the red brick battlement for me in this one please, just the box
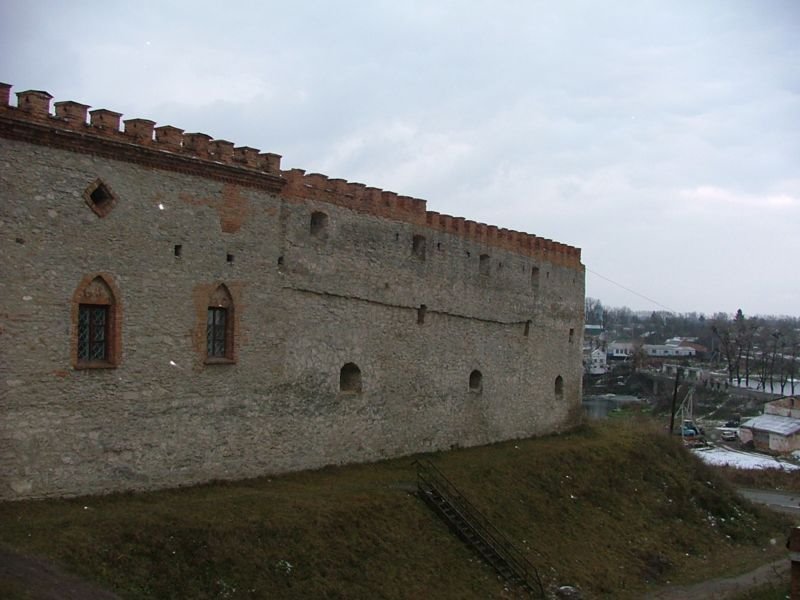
[0,83,582,269]
[282,168,582,268]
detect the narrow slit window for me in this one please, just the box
[174,244,182,257]
[555,375,564,400]
[417,304,427,325]
[412,235,426,260]
[479,254,490,276]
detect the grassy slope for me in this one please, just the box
[0,421,792,599]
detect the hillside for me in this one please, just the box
[0,422,791,599]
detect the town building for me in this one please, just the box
[739,397,800,453]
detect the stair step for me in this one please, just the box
[416,468,541,598]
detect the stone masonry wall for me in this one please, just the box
[0,85,585,499]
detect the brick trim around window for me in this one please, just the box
[71,273,122,369]
[193,281,240,365]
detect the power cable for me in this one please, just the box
[585,267,677,314]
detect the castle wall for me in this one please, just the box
[0,85,584,499]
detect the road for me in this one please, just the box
[737,487,800,515]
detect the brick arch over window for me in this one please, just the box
[71,273,122,369]
[193,281,242,365]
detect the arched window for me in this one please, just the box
[207,284,234,362]
[309,211,328,237]
[72,273,122,368]
[554,375,564,400]
[340,363,362,393]
[469,370,483,392]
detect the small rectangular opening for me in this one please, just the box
[479,254,490,276]
[417,304,427,325]
[524,320,531,337]
[226,253,234,263]
[569,328,575,343]
[174,244,182,257]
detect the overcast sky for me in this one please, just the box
[2,1,798,316]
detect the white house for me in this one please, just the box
[608,341,633,360]
[585,348,608,375]
[643,344,696,358]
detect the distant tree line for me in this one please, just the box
[710,309,799,395]
[585,298,800,394]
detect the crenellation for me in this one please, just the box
[347,182,366,200]
[382,190,399,210]
[261,152,282,173]
[16,89,53,118]
[365,186,382,208]
[0,85,584,269]
[305,172,329,189]
[209,139,235,163]
[54,100,90,126]
[0,82,11,107]
[89,108,122,132]
[154,125,184,149]
[234,146,260,168]
[123,118,156,143]
[182,132,212,158]
[0,84,583,268]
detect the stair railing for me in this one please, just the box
[414,459,544,596]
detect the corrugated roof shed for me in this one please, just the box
[741,414,800,436]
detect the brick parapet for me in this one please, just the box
[0,83,284,193]
[0,83,582,270]
[283,168,582,269]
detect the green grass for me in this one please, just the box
[0,421,792,599]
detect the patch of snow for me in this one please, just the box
[692,447,800,471]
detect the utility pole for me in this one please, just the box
[669,367,682,435]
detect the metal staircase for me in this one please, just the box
[414,459,544,597]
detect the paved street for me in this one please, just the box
[738,488,800,515]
